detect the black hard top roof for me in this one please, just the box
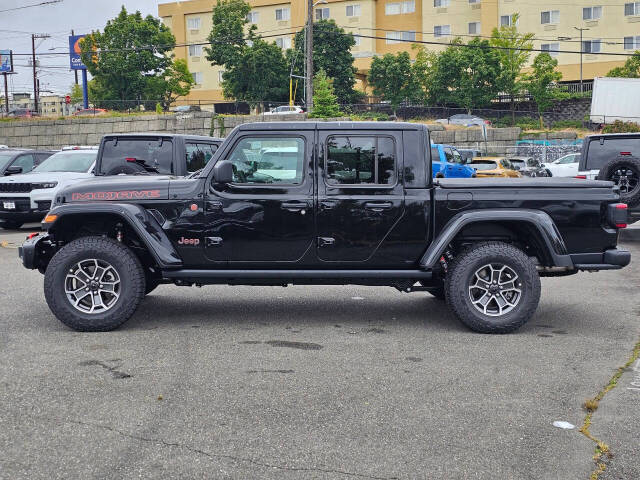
[104,133,223,142]
[585,132,640,140]
[237,121,426,131]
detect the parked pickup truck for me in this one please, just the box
[19,122,630,334]
[95,133,223,176]
[430,144,476,178]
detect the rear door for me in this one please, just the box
[316,129,405,264]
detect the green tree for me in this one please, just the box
[309,70,342,118]
[606,51,640,78]
[79,7,176,110]
[368,52,420,116]
[411,46,437,103]
[490,14,534,124]
[292,20,359,104]
[146,58,195,110]
[69,84,83,104]
[522,53,563,129]
[204,0,255,67]
[221,39,289,107]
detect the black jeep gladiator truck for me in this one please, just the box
[19,122,631,333]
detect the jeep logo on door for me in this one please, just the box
[178,237,200,246]
[71,190,162,201]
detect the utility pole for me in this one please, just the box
[305,0,313,111]
[574,27,589,93]
[31,33,50,113]
[3,73,8,113]
[71,29,78,85]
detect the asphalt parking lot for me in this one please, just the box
[1,225,639,480]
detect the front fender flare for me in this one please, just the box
[45,203,183,269]
[420,209,572,269]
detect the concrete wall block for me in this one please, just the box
[453,130,468,142]
[86,133,102,145]
[431,130,455,144]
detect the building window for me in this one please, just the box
[434,0,450,6]
[275,7,290,20]
[218,70,225,83]
[188,45,203,57]
[583,6,602,20]
[468,22,480,34]
[275,37,291,49]
[386,31,401,44]
[346,4,361,16]
[541,10,560,24]
[385,0,415,15]
[353,35,361,46]
[246,11,259,23]
[434,25,451,37]
[192,72,203,85]
[468,0,480,3]
[186,17,201,30]
[624,36,640,49]
[582,39,601,53]
[402,31,416,41]
[625,2,640,15]
[315,7,330,20]
[500,15,513,26]
[541,43,560,57]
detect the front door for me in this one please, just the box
[203,132,315,265]
[316,130,405,264]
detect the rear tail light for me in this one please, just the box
[620,152,631,156]
[607,203,628,229]
[575,175,587,179]
[26,232,39,240]
[126,157,136,162]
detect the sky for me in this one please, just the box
[0,0,170,96]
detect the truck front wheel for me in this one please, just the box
[44,236,146,331]
[445,242,541,333]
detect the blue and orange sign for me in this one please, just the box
[68,35,87,70]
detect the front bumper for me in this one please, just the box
[0,196,50,223]
[18,233,53,270]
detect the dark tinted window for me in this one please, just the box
[100,138,173,175]
[586,136,640,170]
[227,137,304,184]
[443,148,454,162]
[0,152,16,171]
[326,136,396,185]
[185,143,218,172]
[12,154,35,173]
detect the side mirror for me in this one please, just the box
[5,165,23,175]
[212,160,234,184]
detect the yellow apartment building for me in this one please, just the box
[158,0,640,103]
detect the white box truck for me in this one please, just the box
[590,77,640,125]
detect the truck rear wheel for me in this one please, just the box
[597,156,640,208]
[44,236,146,332]
[445,242,541,333]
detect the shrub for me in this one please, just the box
[155,103,163,114]
[352,111,389,121]
[552,119,583,129]
[514,117,540,130]
[602,120,640,134]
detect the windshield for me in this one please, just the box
[510,160,526,168]
[586,137,639,170]
[0,152,16,171]
[33,151,96,173]
[99,137,173,175]
[471,161,497,170]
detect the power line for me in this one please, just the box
[0,0,63,13]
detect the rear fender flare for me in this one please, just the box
[420,209,572,269]
[46,203,183,268]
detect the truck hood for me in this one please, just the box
[0,171,92,184]
[59,175,172,203]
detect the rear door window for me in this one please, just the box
[586,137,640,170]
[326,136,396,186]
[185,142,219,172]
[100,138,173,175]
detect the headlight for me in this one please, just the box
[32,182,58,189]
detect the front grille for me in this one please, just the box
[0,197,31,212]
[0,183,33,193]
[36,201,51,211]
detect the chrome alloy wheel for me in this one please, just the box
[468,263,522,317]
[65,259,121,314]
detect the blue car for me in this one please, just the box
[430,144,476,178]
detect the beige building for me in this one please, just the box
[158,0,640,103]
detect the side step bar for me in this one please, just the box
[163,269,433,280]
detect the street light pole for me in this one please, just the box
[305,0,314,111]
[574,27,589,93]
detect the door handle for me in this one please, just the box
[319,201,336,210]
[205,236,223,247]
[364,201,393,211]
[281,202,307,213]
[206,200,223,211]
[318,237,335,247]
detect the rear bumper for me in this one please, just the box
[571,248,631,271]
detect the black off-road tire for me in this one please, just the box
[1,220,23,230]
[597,156,640,208]
[445,242,541,334]
[44,236,146,332]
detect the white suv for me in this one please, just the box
[0,149,97,229]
